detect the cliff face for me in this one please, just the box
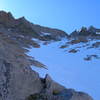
[0,59,43,100]
[0,11,93,100]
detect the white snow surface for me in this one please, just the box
[40,32,51,36]
[27,39,100,100]
[96,32,100,34]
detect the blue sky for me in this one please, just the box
[0,0,100,33]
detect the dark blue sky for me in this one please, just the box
[1,0,100,33]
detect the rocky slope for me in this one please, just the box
[0,11,94,100]
[60,26,100,61]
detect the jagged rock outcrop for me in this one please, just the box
[0,59,43,100]
[0,11,68,41]
[70,26,100,38]
[0,11,93,100]
[60,26,100,61]
[26,75,93,100]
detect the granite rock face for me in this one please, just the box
[26,75,93,100]
[0,11,93,100]
[0,59,43,100]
